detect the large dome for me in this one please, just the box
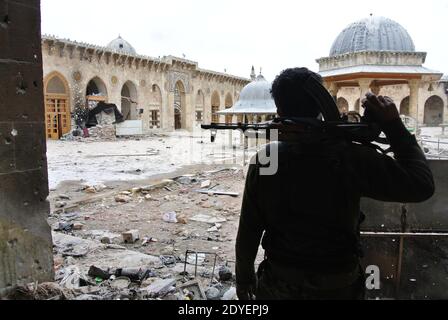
[330,16,415,57]
[107,36,137,55]
[218,74,276,114]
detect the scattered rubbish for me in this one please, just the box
[163,212,178,224]
[88,266,111,280]
[143,278,177,298]
[164,186,173,192]
[54,222,74,232]
[122,230,140,244]
[117,267,155,282]
[60,266,92,289]
[205,286,221,300]
[187,253,206,266]
[176,176,196,185]
[142,237,158,246]
[176,280,207,300]
[190,214,227,225]
[160,255,177,266]
[110,277,132,290]
[195,190,239,197]
[57,194,71,200]
[222,287,237,301]
[218,266,233,282]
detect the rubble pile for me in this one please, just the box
[88,125,117,140]
[39,167,249,300]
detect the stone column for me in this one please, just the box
[324,81,339,101]
[408,79,421,122]
[166,92,175,131]
[358,79,373,116]
[0,0,54,295]
[184,92,194,132]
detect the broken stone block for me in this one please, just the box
[207,226,219,233]
[85,187,97,194]
[143,278,177,297]
[55,201,67,209]
[73,223,84,231]
[100,237,111,244]
[131,187,142,194]
[177,215,188,225]
[162,212,178,224]
[177,280,207,300]
[122,230,140,244]
[94,184,108,192]
[190,214,227,224]
[201,180,211,189]
[115,195,131,203]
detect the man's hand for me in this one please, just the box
[236,282,257,300]
[362,92,400,125]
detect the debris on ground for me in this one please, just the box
[42,165,253,300]
[122,230,140,244]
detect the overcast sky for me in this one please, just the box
[41,0,447,81]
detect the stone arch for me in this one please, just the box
[149,84,162,128]
[174,81,186,129]
[211,91,221,123]
[337,97,349,114]
[195,90,205,125]
[44,72,71,139]
[86,76,108,98]
[45,71,70,95]
[225,93,234,123]
[121,81,139,121]
[400,96,410,116]
[424,95,444,126]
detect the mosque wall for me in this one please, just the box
[338,83,447,125]
[41,37,248,138]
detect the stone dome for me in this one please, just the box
[219,74,276,114]
[330,16,415,57]
[107,36,137,55]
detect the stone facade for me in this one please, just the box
[41,35,249,139]
[0,0,54,294]
[335,81,448,125]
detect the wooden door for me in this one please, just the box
[45,95,70,140]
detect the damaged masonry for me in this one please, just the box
[2,0,448,302]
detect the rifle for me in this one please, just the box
[202,116,389,151]
[201,76,390,152]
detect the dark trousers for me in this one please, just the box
[256,260,366,300]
